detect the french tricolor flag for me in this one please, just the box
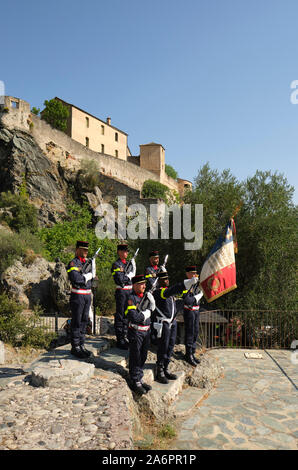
[200,218,238,303]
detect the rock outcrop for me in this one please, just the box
[1,256,55,310]
[0,127,69,226]
[49,259,71,315]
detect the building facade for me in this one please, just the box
[55,97,128,160]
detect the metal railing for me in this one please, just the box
[37,309,297,350]
[198,309,298,350]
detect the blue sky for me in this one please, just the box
[1,0,298,203]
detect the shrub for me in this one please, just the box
[0,229,44,273]
[0,191,38,233]
[0,296,56,348]
[0,294,26,345]
[80,159,101,191]
[142,179,171,202]
[94,268,115,316]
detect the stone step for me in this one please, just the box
[23,345,95,388]
[84,337,112,356]
[170,386,208,418]
[93,347,129,370]
[22,340,111,388]
[138,371,186,421]
[150,371,185,404]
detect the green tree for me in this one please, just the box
[184,164,298,312]
[41,99,69,132]
[31,107,40,116]
[165,164,178,180]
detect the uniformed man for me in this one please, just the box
[145,250,160,288]
[124,274,156,395]
[111,242,136,349]
[153,270,197,384]
[182,266,204,366]
[66,241,96,358]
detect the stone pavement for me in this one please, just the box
[0,342,297,450]
[173,349,298,450]
[0,338,135,450]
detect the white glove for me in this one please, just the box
[184,277,198,290]
[146,292,156,311]
[83,272,93,283]
[92,258,96,278]
[127,259,136,279]
[131,258,136,275]
[194,292,204,302]
[160,265,167,272]
[142,309,151,321]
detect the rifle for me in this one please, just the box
[81,246,102,274]
[137,276,159,312]
[124,248,139,274]
[157,254,168,273]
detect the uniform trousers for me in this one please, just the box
[183,309,200,354]
[114,289,131,342]
[70,293,91,347]
[156,320,177,368]
[127,328,150,382]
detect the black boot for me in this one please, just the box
[192,352,200,364]
[80,345,92,357]
[156,365,169,384]
[116,339,129,350]
[141,380,152,392]
[185,354,197,366]
[164,366,178,380]
[71,345,86,359]
[130,381,147,395]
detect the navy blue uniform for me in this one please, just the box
[111,258,133,343]
[66,257,92,348]
[183,290,201,356]
[145,265,159,289]
[124,292,151,383]
[153,282,185,369]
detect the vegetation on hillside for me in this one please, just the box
[0,159,296,348]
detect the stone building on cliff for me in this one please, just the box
[0,95,192,197]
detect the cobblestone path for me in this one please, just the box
[173,349,298,450]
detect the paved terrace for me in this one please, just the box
[173,348,298,450]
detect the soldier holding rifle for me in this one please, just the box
[124,274,156,395]
[111,242,137,350]
[66,241,98,359]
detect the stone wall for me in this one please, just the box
[0,103,181,195]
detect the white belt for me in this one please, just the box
[184,306,200,311]
[116,285,132,290]
[71,288,91,295]
[129,323,150,331]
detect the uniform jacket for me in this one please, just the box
[153,282,185,322]
[111,258,133,288]
[183,289,201,311]
[124,291,152,327]
[66,257,92,290]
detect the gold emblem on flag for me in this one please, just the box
[207,276,220,292]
